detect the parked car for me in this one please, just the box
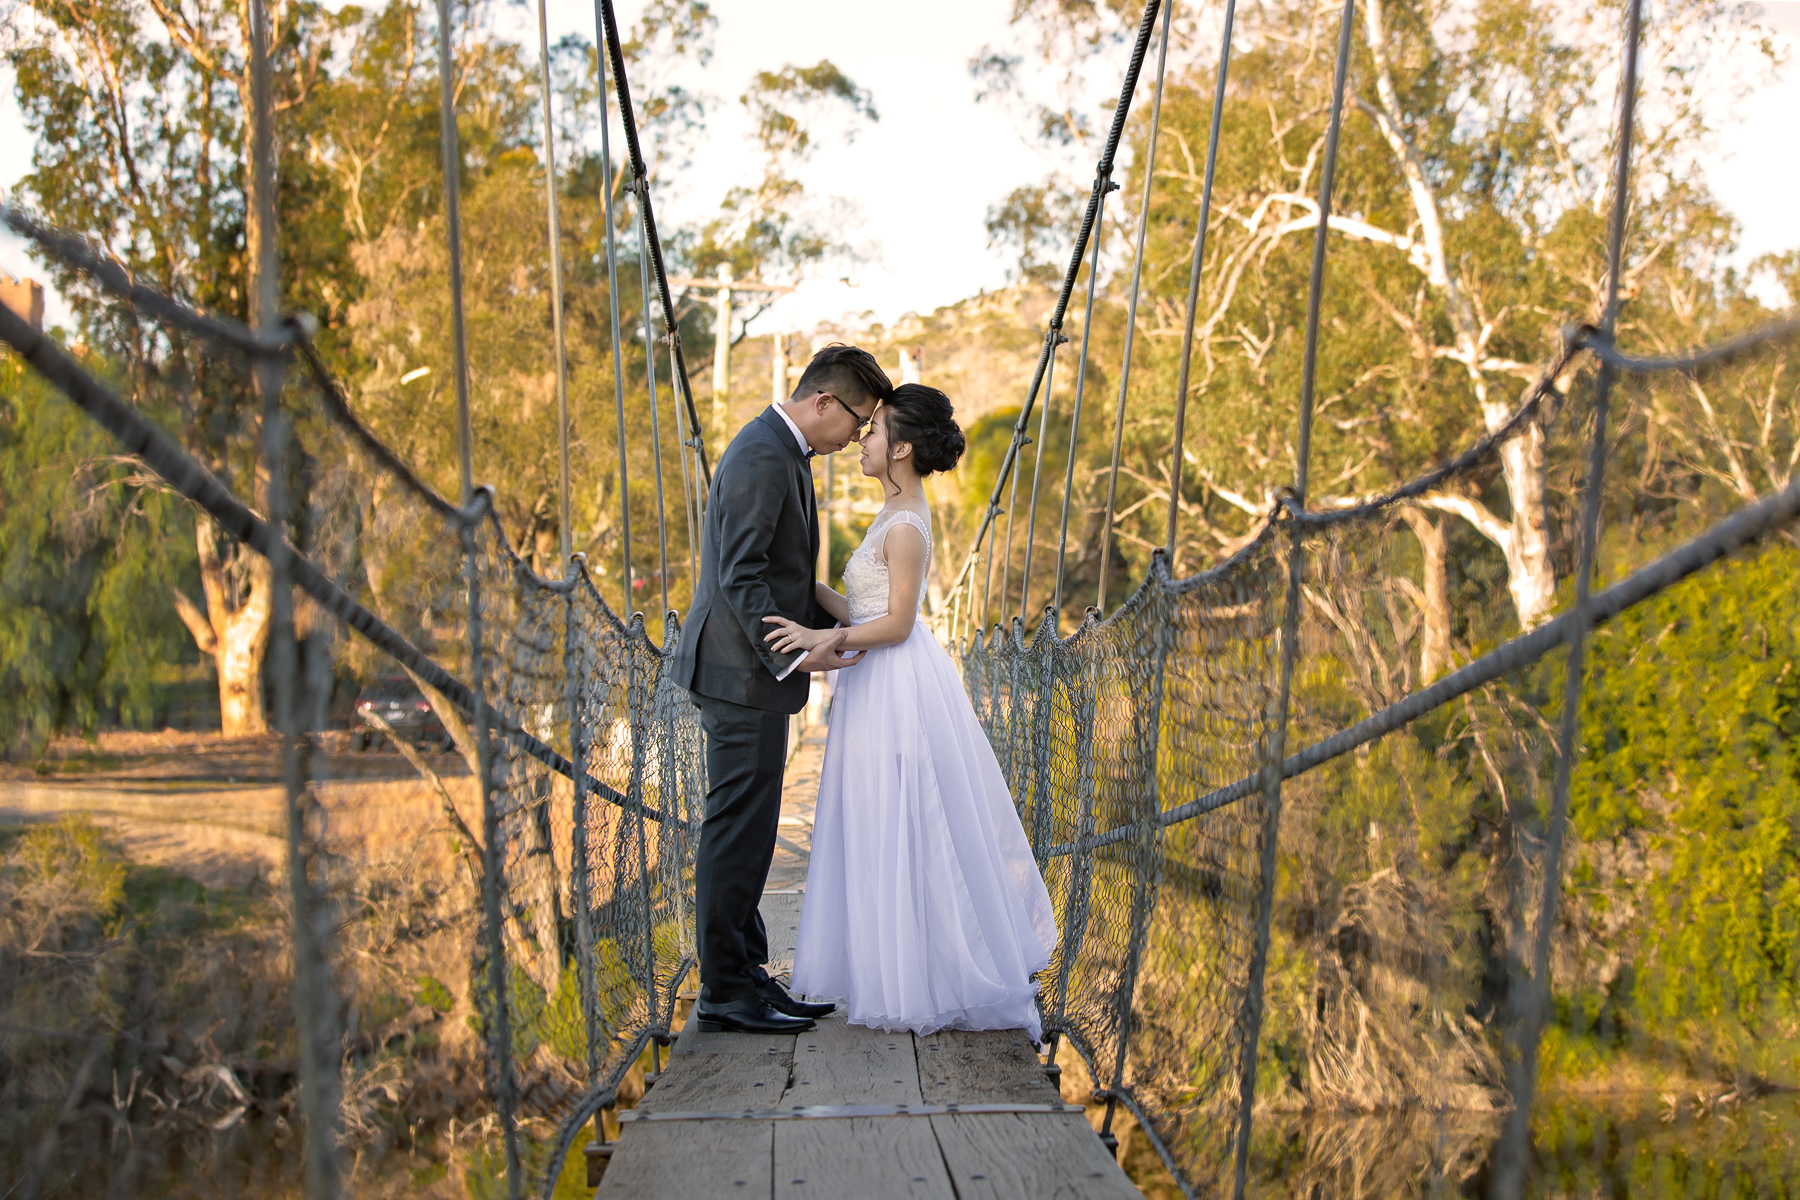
[352,677,452,750]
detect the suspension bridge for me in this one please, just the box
[3,0,1799,1195]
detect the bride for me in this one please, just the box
[762,383,1057,1039]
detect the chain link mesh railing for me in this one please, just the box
[943,1,1800,1196]
[0,193,704,1198]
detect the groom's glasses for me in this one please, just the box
[822,391,873,439]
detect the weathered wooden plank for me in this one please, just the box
[594,1121,773,1198]
[915,1028,1061,1105]
[761,891,803,975]
[635,1050,793,1115]
[673,1024,796,1058]
[774,1117,956,1200]
[772,1018,960,1198]
[783,1016,923,1106]
[928,1112,1141,1199]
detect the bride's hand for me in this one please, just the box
[762,615,831,656]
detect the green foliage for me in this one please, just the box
[0,354,196,755]
[416,973,457,1014]
[1574,543,1800,1033]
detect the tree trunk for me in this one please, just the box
[196,514,273,735]
[1362,0,1558,630]
[1492,412,1556,627]
[1400,508,1452,682]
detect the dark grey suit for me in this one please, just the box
[675,407,829,1003]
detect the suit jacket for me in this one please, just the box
[674,407,827,713]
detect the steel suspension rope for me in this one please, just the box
[670,335,700,591]
[1052,210,1110,618]
[533,0,574,563]
[1491,3,1644,1195]
[996,398,1026,626]
[945,0,1166,632]
[592,6,634,610]
[1231,2,1356,1196]
[1017,344,1062,625]
[435,0,475,506]
[635,195,673,624]
[245,1,344,1193]
[432,0,521,1190]
[1096,0,1174,614]
[1165,0,1239,568]
[595,0,711,490]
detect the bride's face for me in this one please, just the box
[857,409,891,479]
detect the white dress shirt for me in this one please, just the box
[770,399,809,456]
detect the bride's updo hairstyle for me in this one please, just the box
[881,384,966,477]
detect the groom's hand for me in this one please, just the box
[796,626,860,673]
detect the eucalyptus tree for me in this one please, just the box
[981,0,1775,651]
[9,0,347,733]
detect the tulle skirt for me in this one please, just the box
[791,616,1056,1040]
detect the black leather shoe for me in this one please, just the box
[756,976,836,1019]
[694,998,816,1034]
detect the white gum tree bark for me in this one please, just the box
[173,514,275,736]
[1358,0,1557,629]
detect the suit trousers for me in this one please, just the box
[693,693,789,1004]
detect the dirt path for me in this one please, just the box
[0,731,468,890]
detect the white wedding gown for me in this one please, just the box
[791,507,1057,1039]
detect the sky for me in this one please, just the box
[2,0,1798,333]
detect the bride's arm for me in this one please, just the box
[832,524,926,652]
[814,580,849,625]
[763,525,926,655]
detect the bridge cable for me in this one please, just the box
[1051,188,1114,621]
[1231,1,1357,1195]
[593,7,635,610]
[1492,1,1644,1195]
[943,0,1168,635]
[1097,0,1175,614]
[1164,0,1240,569]
[432,1,523,1194]
[596,0,713,490]
[533,0,575,565]
[1016,343,1061,625]
[635,190,674,624]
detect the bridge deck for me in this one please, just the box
[595,730,1140,1198]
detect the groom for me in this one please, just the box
[674,342,893,1034]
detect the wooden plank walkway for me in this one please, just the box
[596,728,1141,1198]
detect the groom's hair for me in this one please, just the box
[790,343,893,409]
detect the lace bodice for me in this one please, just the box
[843,507,933,622]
